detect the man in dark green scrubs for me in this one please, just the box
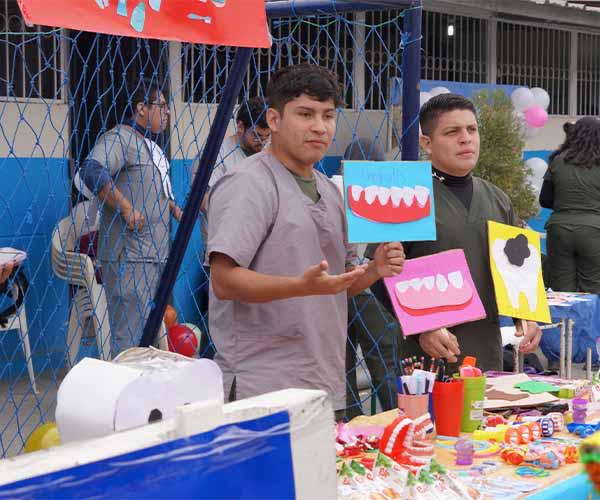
[369,93,542,372]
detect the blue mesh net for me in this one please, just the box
[0,2,413,456]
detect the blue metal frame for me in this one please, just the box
[141,0,422,347]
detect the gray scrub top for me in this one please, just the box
[83,125,171,263]
[207,151,357,410]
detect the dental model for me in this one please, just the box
[394,270,473,315]
[491,234,541,311]
[347,184,431,223]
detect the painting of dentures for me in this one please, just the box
[383,249,486,336]
[488,221,551,323]
[16,1,270,47]
[343,161,436,243]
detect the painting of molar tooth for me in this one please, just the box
[488,221,551,323]
[343,161,436,243]
[383,249,486,336]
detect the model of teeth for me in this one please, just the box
[394,270,473,314]
[491,236,541,311]
[347,184,431,223]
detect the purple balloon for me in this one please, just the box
[524,106,549,128]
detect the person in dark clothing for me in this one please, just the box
[539,117,600,294]
[367,93,542,373]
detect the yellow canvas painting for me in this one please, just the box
[488,221,551,323]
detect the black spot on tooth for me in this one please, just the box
[503,234,531,267]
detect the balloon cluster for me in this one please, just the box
[163,304,202,357]
[511,87,550,139]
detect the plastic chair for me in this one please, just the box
[0,280,37,393]
[51,201,111,365]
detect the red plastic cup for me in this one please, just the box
[432,379,464,437]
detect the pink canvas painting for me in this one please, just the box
[384,249,486,336]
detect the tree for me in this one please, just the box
[472,90,537,221]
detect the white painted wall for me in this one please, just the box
[0,102,69,158]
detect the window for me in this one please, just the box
[0,0,63,99]
[497,22,570,115]
[577,32,600,116]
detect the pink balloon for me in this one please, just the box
[524,106,549,128]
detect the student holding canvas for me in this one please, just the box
[369,93,542,372]
[206,64,405,412]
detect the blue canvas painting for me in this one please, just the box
[343,161,436,243]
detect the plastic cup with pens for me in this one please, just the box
[397,356,437,420]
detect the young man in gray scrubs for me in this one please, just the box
[206,64,405,413]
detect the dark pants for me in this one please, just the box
[345,293,400,419]
[547,224,600,294]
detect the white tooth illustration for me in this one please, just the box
[448,271,464,289]
[364,186,378,205]
[377,187,391,205]
[492,239,540,311]
[409,278,423,291]
[436,274,448,292]
[402,187,415,206]
[414,186,429,206]
[351,185,363,201]
[390,187,403,207]
[423,276,435,290]
[396,280,410,293]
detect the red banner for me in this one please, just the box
[17,0,270,48]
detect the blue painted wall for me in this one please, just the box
[0,157,70,381]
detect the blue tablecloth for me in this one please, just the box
[541,294,600,364]
[501,293,600,364]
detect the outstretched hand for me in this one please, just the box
[300,260,366,296]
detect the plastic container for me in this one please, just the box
[432,379,464,437]
[455,438,474,466]
[397,393,429,420]
[572,398,588,424]
[455,375,486,432]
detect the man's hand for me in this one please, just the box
[122,206,145,232]
[418,328,461,363]
[172,205,183,222]
[300,260,366,296]
[515,320,542,353]
[373,242,405,277]
[0,260,15,284]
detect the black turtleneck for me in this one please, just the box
[433,166,474,210]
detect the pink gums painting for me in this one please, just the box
[384,249,486,336]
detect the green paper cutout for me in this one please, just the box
[514,380,560,394]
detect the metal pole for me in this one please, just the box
[265,0,412,18]
[139,47,253,348]
[401,0,422,161]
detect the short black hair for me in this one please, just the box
[236,96,268,129]
[126,78,165,117]
[266,64,343,113]
[419,93,477,136]
[344,138,385,161]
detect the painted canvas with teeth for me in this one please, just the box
[342,161,436,244]
[488,221,551,323]
[383,249,486,336]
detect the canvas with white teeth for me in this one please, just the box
[342,160,436,244]
[383,249,487,336]
[488,221,551,323]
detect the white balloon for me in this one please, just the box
[420,91,432,107]
[525,157,549,192]
[531,87,550,110]
[511,87,535,112]
[429,86,451,97]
